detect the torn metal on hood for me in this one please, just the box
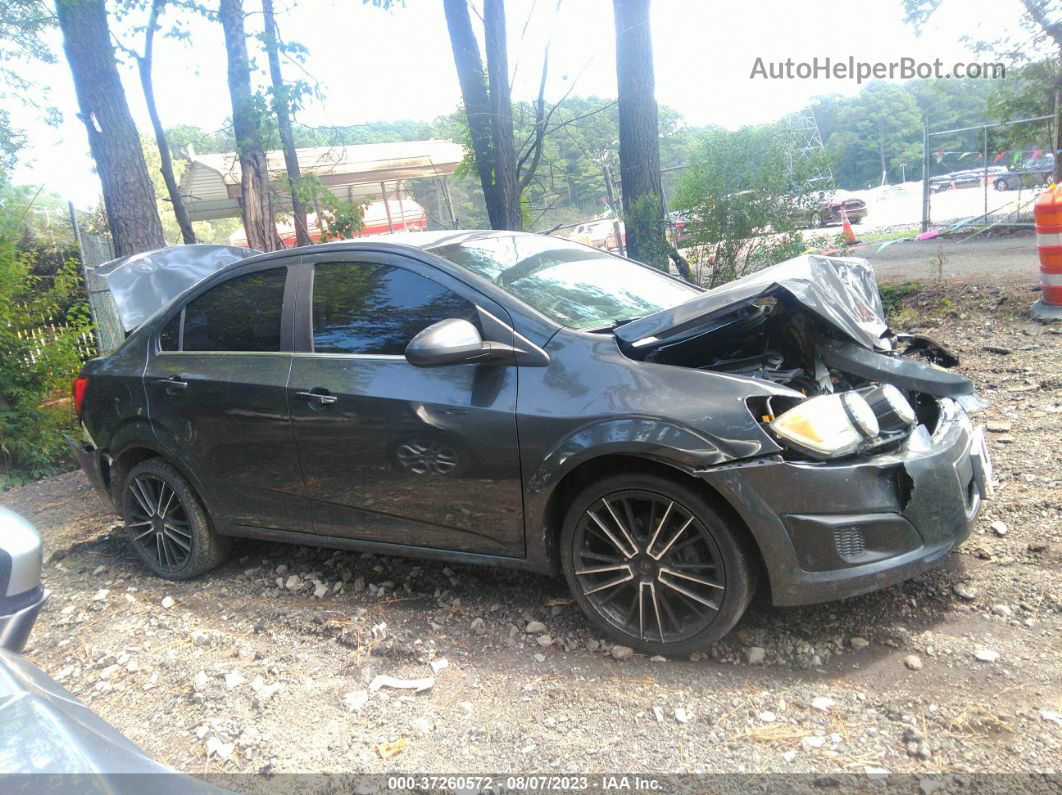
[615,254,890,352]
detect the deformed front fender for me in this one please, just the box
[520,414,781,572]
[529,415,771,492]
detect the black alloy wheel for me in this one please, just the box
[561,473,754,655]
[121,458,231,580]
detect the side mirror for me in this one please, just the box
[405,318,519,368]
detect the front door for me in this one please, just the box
[287,253,524,556]
[144,263,313,533]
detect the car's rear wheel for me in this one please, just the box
[121,458,231,580]
[560,473,754,656]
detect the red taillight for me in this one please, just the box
[72,375,89,419]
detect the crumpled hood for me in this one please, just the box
[614,254,889,351]
[95,244,259,331]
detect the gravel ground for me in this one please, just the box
[2,280,1060,781]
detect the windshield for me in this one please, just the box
[428,234,699,329]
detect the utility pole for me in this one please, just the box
[921,116,931,232]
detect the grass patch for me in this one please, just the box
[879,281,925,318]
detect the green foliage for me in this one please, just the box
[878,281,924,317]
[986,60,1061,149]
[821,82,923,188]
[811,74,1050,189]
[0,0,58,167]
[292,174,368,241]
[673,125,807,287]
[0,174,93,484]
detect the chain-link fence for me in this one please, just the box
[70,213,125,355]
[921,114,1055,233]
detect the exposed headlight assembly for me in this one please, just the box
[861,384,916,431]
[769,392,879,459]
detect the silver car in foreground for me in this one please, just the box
[0,507,211,789]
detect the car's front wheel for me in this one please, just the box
[121,458,231,580]
[560,473,755,656]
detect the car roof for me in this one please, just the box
[301,229,525,252]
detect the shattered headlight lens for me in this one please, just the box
[769,393,878,458]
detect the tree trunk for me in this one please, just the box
[219,0,277,251]
[444,0,523,231]
[483,0,521,230]
[57,0,166,257]
[612,0,675,272]
[443,0,498,228]
[138,0,196,245]
[262,0,310,247]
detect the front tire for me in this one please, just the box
[121,458,231,580]
[560,473,754,656]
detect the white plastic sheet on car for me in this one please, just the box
[613,254,890,352]
[94,244,259,331]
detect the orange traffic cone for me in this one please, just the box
[841,207,858,245]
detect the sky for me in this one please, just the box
[7,0,1038,207]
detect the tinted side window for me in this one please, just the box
[159,312,180,351]
[182,268,287,352]
[312,262,480,355]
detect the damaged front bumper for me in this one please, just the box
[701,399,989,606]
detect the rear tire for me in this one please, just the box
[560,472,754,656]
[121,458,231,580]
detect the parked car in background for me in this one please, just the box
[568,217,624,253]
[70,233,989,654]
[993,153,1055,191]
[789,190,867,227]
[929,168,1005,193]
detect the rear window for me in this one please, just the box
[178,268,287,352]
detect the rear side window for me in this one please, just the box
[312,262,480,355]
[180,268,287,352]
[159,313,180,351]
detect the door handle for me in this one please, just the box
[295,390,338,406]
[162,376,188,394]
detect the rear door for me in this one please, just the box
[287,251,524,556]
[144,260,312,533]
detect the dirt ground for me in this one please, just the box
[3,274,1060,781]
[861,228,1039,286]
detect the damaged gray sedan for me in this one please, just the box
[70,232,990,654]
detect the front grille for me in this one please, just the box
[834,527,866,561]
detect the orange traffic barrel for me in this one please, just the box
[1034,186,1062,306]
